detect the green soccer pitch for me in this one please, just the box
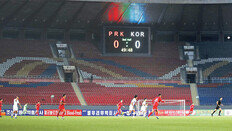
[0,116,232,131]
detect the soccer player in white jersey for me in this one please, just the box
[11,96,22,119]
[128,95,138,117]
[22,103,28,116]
[140,98,148,117]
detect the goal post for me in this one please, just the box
[137,99,186,116]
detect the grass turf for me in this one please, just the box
[0,116,232,131]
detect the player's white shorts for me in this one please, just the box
[129,105,135,111]
[141,106,147,112]
[13,105,18,112]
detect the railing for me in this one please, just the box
[0,75,60,82]
[1,75,59,79]
[83,77,182,83]
[202,77,232,83]
[85,76,181,80]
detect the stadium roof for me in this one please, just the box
[70,0,232,4]
[1,0,232,31]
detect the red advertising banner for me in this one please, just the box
[44,109,82,116]
[155,110,187,116]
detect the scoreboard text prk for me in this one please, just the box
[104,26,150,54]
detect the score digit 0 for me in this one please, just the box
[114,40,119,48]
[135,40,141,49]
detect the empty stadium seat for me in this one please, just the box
[198,83,232,105]
[78,83,192,106]
[0,81,80,105]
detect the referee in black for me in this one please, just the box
[211,97,223,116]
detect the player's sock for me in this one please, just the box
[211,111,215,115]
[132,112,135,117]
[11,113,14,118]
[219,110,221,116]
[119,112,122,115]
[115,112,119,116]
[0,111,1,117]
[15,113,17,118]
[57,111,60,117]
[211,111,216,116]
[62,111,65,117]
[143,112,147,117]
[148,112,153,117]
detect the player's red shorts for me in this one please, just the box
[59,105,65,111]
[117,108,122,112]
[153,103,158,110]
[153,106,158,110]
[36,109,39,111]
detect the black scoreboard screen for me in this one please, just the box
[103,26,151,55]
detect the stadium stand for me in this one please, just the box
[194,59,232,79]
[0,39,53,61]
[198,83,232,105]
[191,42,232,79]
[0,39,60,78]
[209,63,232,78]
[78,82,192,106]
[0,81,80,105]
[1,1,232,111]
[71,41,186,78]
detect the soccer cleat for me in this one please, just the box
[57,117,59,119]
[62,117,64,120]
[15,117,17,119]
[156,116,159,119]
[11,116,13,118]
[146,116,149,119]
[211,114,213,117]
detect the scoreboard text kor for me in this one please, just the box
[103,26,150,54]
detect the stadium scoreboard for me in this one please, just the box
[103,26,151,55]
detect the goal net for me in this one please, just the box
[137,99,186,116]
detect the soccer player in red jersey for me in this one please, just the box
[186,103,194,116]
[57,94,66,119]
[0,98,3,117]
[115,99,125,116]
[147,94,164,119]
[35,101,41,116]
